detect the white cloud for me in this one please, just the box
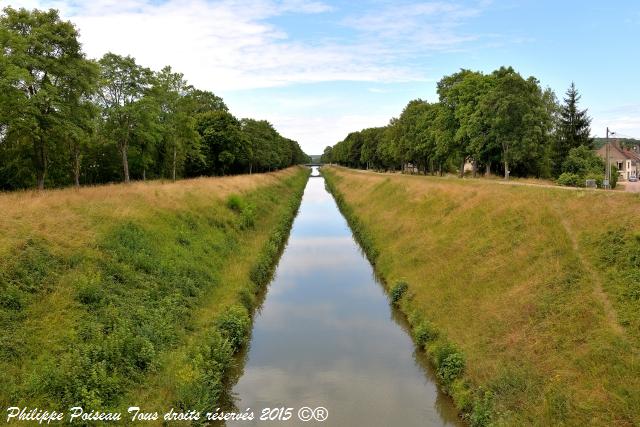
[7,0,424,91]
[342,1,485,49]
[592,105,640,139]
[4,0,491,151]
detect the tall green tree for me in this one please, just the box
[0,7,97,189]
[241,118,276,174]
[438,70,493,177]
[96,52,152,183]
[191,110,245,176]
[553,82,593,176]
[152,67,199,181]
[477,67,551,178]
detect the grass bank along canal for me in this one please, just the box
[224,167,461,426]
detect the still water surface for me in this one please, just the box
[228,167,461,426]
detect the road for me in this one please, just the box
[624,181,640,193]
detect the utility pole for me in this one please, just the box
[605,127,615,189]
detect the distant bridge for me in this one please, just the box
[304,163,324,167]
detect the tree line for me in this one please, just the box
[0,7,309,191]
[322,67,599,182]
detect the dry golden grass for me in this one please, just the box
[325,166,640,426]
[0,169,298,256]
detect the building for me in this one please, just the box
[596,141,640,181]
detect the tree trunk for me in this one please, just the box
[172,145,177,181]
[472,160,477,178]
[459,157,465,178]
[143,167,146,181]
[485,162,491,176]
[249,163,252,175]
[121,144,130,183]
[34,139,46,190]
[504,159,509,180]
[73,150,81,188]
[36,171,45,190]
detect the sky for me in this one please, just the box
[5,0,640,154]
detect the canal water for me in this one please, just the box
[227,167,461,426]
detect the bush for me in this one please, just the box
[469,390,494,427]
[226,194,245,212]
[227,194,256,229]
[216,305,251,351]
[240,203,256,229]
[562,146,604,176]
[433,343,466,384]
[390,281,409,304]
[584,172,603,188]
[176,329,234,412]
[439,352,466,384]
[413,320,439,347]
[556,172,582,187]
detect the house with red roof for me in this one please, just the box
[596,141,640,181]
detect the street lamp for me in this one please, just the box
[605,127,616,189]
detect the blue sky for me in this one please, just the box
[9,0,640,153]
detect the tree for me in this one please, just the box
[151,67,199,181]
[437,70,492,177]
[321,146,333,164]
[477,67,550,179]
[561,145,604,176]
[60,93,99,187]
[241,118,275,174]
[96,53,152,183]
[0,7,97,189]
[192,110,245,176]
[553,83,593,176]
[184,89,228,114]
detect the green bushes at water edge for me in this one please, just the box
[322,168,494,426]
[390,281,408,304]
[174,169,309,415]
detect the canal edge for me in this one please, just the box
[322,167,494,427]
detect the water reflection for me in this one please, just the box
[228,167,461,426]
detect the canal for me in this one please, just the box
[228,167,461,426]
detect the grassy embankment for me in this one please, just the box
[323,166,640,426]
[0,167,308,418]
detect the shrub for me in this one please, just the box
[390,281,409,304]
[562,146,604,176]
[413,319,439,347]
[556,172,582,187]
[433,343,466,384]
[226,194,245,212]
[239,287,256,311]
[226,194,256,229]
[76,276,105,307]
[469,390,494,427]
[584,172,603,188]
[0,286,24,311]
[177,329,234,412]
[216,305,251,351]
[239,203,256,229]
[438,352,466,384]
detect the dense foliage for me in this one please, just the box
[323,67,603,181]
[0,7,309,190]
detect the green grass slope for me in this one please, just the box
[0,167,308,417]
[324,166,640,426]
